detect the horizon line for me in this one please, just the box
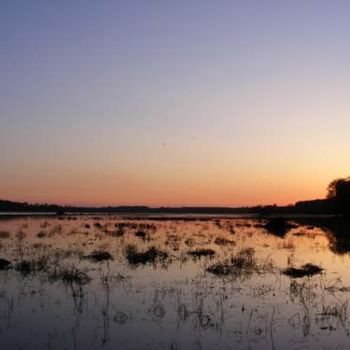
[0,197,324,209]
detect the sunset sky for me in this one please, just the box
[1,1,350,207]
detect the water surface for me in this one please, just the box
[0,215,349,349]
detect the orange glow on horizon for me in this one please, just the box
[0,171,338,208]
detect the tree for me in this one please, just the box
[327,177,350,216]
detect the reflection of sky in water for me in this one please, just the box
[0,216,350,349]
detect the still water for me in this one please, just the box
[0,215,349,349]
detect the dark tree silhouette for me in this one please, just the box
[327,177,350,216]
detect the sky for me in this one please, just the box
[1,0,350,207]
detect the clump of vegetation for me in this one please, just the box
[0,258,11,270]
[231,248,256,268]
[280,239,295,250]
[264,217,296,237]
[37,231,47,238]
[223,222,236,235]
[14,256,50,276]
[125,245,168,265]
[84,251,113,262]
[13,254,91,286]
[94,222,103,229]
[14,260,33,276]
[283,263,323,278]
[0,231,10,239]
[207,248,257,277]
[206,262,235,276]
[325,281,350,293]
[320,302,348,318]
[184,238,194,247]
[115,222,137,230]
[16,230,26,240]
[113,222,156,238]
[49,266,91,285]
[188,249,215,259]
[111,228,125,237]
[214,237,235,246]
[140,223,156,231]
[316,301,348,328]
[50,224,62,236]
[135,230,147,239]
[105,223,125,237]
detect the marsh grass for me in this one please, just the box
[14,253,91,286]
[84,251,113,262]
[320,302,348,320]
[187,248,216,259]
[135,230,148,240]
[283,263,323,278]
[214,237,235,246]
[316,301,348,330]
[36,231,47,238]
[125,245,168,266]
[0,231,10,239]
[207,248,258,277]
[49,265,91,285]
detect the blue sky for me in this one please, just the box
[1,1,350,205]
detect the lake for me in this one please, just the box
[0,215,349,349]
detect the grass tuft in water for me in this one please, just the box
[125,245,168,265]
[283,263,323,278]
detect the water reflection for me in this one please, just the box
[294,217,350,255]
[0,216,350,349]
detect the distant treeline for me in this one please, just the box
[0,198,336,215]
[1,176,349,215]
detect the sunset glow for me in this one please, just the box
[1,1,350,206]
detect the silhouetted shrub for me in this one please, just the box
[125,245,168,265]
[283,263,323,278]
